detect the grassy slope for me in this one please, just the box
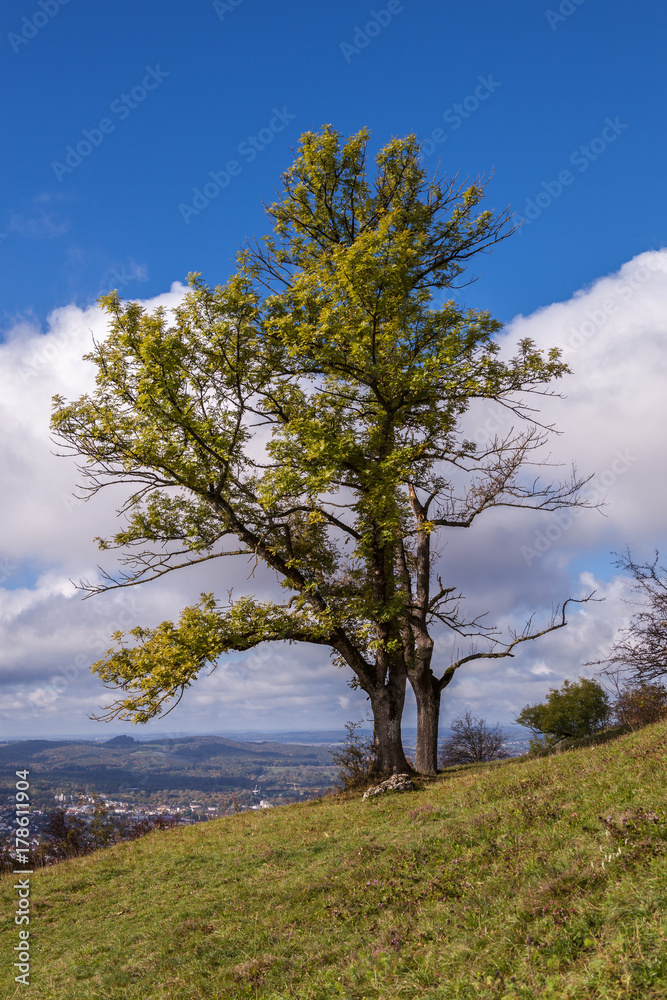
[1,722,667,999]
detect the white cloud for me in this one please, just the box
[496,249,667,551]
[1,253,666,737]
[0,283,187,567]
[8,211,69,240]
[530,664,554,677]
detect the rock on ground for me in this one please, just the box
[362,773,415,800]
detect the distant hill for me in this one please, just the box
[0,739,88,761]
[0,734,338,805]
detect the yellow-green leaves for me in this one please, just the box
[53,125,574,736]
[92,594,340,722]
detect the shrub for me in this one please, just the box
[43,808,89,859]
[40,799,179,864]
[438,711,511,767]
[611,680,667,729]
[330,720,379,790]
[516,676,610,751]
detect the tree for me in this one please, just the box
[610,680,667,730]
[515,677,610,750]
[43,809,88,859]
[591,548,667,686]
[438,711,510,767]
[52,126,593,776]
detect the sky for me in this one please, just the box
[1,0,666,740]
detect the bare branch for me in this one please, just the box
[588,548,667,684]
[436,593,601,693]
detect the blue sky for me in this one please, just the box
[2,0,665,325]
[1,0,667,739]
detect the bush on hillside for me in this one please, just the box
[43,808,89,859]
[611,679,667,729]
[439,711,511,767]
[330,720,380,790]
[34,800,179,866]
[516,676,610,752]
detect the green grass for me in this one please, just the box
[2,722,667,999]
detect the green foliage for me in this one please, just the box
[42,807,88,860]
[37,799,179,866]
[516,676,610,750]
[91,593,334,723]
[51,125,583,773]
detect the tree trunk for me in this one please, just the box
[412,673,442,774]
[369,684,411,776]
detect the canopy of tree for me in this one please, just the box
[516,677,610,749]
[52,126,593,774]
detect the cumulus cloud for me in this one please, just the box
[0,283,187,567]
[500,250,667,559]
[1,252,666,737]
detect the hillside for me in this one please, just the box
[1,722,666,998]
